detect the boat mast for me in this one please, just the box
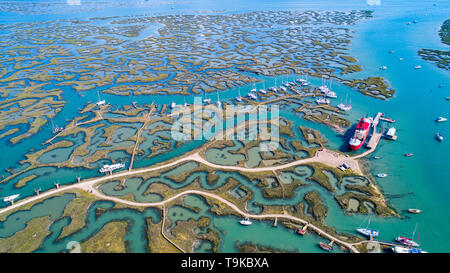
[412,223,419,242]
[366,216,372,229]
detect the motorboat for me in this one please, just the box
[377,173,387,178]
[435,117,447,122]
[436,133,444,141]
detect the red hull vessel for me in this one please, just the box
[348,117,371,150]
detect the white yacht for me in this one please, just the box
[235,89,243,102]
[414,65,422,69]
[379,66,388,70]
[96,91,106,106]
[3,194,20,203]
[337,103,352,111]
[325,91,337,98]
[214,91,222,108]
[435,117,447,122]
[248,92,258,100]
[377,173,387,178]
[99,163,125,173]
[239,217,252,226]
[316,97,330,105]
[392,246,427,253]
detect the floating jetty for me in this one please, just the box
[384,127,398,141]
[366,112,383,149]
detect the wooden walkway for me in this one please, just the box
[129,103,155,171]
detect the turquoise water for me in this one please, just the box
[0,0,449,252]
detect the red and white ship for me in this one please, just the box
[396,236,420,247]
[348,117,371,150]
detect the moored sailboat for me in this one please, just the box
[356,216,379,238]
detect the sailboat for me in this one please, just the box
[251,83,257,92]
[408,209,422,214]
[315,97,330,105]
[273,77,279,92]
[357,216,379,238]
[259,81,267,94]
[51,118,63,134]
[396,223,420,247]
[215,91,222,108]
[408,201,422,214]
[325,77,337,98]
[235,88,243,102]
[300,74,310,86]
[337,94,352,111]
[248,92,258,100]
[318,75,330,93]
[201,90,211,104]
[239,217,252,226]
[3,194,20,203]
[96,90,106,106]
[392,246,427,253]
